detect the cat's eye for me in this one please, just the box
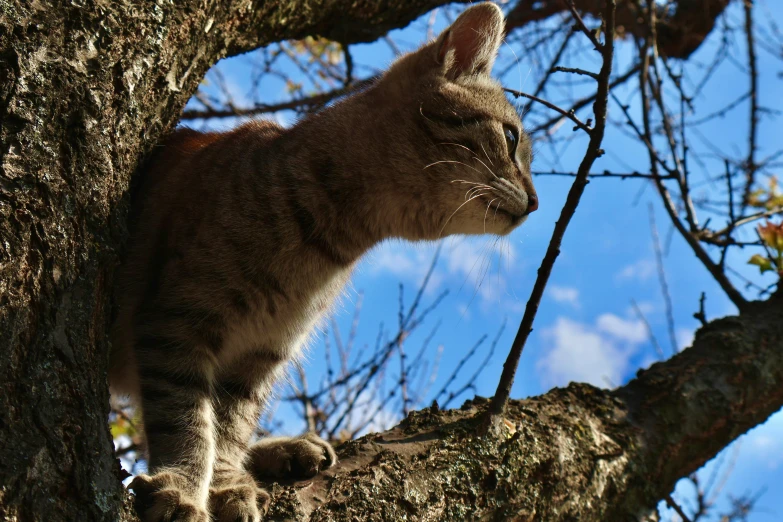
[504,126,518,156]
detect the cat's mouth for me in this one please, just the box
[495,204,523,223]
[479,196,526,227]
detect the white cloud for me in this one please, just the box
[741,410,783,470]
[443,238,517,303]
[616,259,656,282]
[548,285,580,308]
[369,244,444,293]
[627,300,655,316]
[370,238,518,306]
[596,313,648,344]
[676,328,694,351]
[537,314,647,389]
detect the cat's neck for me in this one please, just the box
[264,91,435,261]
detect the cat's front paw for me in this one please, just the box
[247,432,337,480]
[209,474,271,522]
[130,472,209,522]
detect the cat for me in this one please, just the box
[110,3,537,521]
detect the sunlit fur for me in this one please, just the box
[110,4,536,521]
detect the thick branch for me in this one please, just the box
[506,0,730,59]
[262,297,783,520]
[0,1,464,519]
[489,0,616,417]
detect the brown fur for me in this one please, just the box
[111,4,536,521]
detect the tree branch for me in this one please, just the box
[0,1,469,519]
[488,0,616,418]
[505,0,731,59]
[261,298,783,521]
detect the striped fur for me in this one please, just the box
[110,4,536,521]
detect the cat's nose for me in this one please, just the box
[525,192,539,214]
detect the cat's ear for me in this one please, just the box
[435,3,505,80]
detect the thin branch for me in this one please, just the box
[635,19,748,310]
[666,494,694,522]
[694,292,708,327]
[740,0,759,214]
[552,65,599,80]
[528,64,640,136]
[504,88,594,135]
[710,207,783,238]
[649,204,679,355]
[487,0,617,420]
[566,0,603,51]
[181,77,375,120]
[631,299,665,361]
[533,170,676,180]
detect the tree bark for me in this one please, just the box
[0,0,777,520]
[506,0,731,59]
[0,2,463,520]
[264,297,783,521]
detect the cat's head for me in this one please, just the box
[373,2,536,238]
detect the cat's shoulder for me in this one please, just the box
[159,119,284,155]
[165,127,224,153]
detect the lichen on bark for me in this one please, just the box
[1,0,781,520]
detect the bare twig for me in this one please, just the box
[634,19,748,311]
[740,0,759,214]
[666,493,693,522]
[504,88,594,135]
[632,299,665,361]
[566,0,603,51]
[649,204,678,355]
[527,64,640,136]
[533,170,675,180]
[694,292,707,327]
[487,0,617,420]
[181,77,375,120]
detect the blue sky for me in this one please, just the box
[181,2,783,519]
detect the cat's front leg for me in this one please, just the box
[209,470,270,522]
[129,339,216,522]
[247,432,337,480]
[208,351,284,521]
[130,471,210,522]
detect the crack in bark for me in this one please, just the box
[260,298,783,520]
[0,0,777,519]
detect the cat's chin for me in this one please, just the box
[439,214,525,238]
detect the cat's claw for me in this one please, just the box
[209,478,271,522]
[247,432,337,480]
[130,472,209,522]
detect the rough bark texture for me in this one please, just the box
[263,297,783,521]
[0,0,779,521]
[0,2,464,520]
[506,0,731,59]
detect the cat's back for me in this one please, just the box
[110,121,286,392]
[132,120,285,236]
[141,121,283,194]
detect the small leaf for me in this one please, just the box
[748,254,774,274]
[758,221,783,252]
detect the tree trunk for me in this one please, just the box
[1,1,780,521]
[0,2,463,519]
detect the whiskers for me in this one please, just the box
[437,189,491,238]
[437,142,499,181]
[424,141,507,238]
[450,234,506,327]
[484,197,498,234]
[424,160,483,176]
[450,179,493,201]
[421,143,517,325]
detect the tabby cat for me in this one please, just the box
[110,3,537,521]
